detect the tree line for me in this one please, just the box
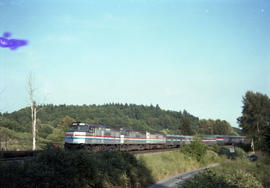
[0,103,237,150]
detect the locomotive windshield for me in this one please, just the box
[70,125,88,131]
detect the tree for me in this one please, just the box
[238,91,270,151]
[28,73,40,150]
[179,117,195,135]
[213,120,233,135]
[47,116,74,145]
[264,126,270,152]
[198,119,214,135]
[38,124,54,139]
[198,119,236,135]
[58,116,75,131]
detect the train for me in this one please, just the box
[65,122,246,151]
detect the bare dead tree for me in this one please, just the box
[28,73,38,151]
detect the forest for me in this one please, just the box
[0,103,237,150]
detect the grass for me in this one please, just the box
[137,149,223,182]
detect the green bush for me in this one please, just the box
[182,155,270,188]
[0,148,154,188]
[237,143,252,152]
[201,150,219,164]
[182,168,263,188]
[208,144,221,153]
[218,146,247,160]
[181,136,208,162]
[234,147,247,159]
[252,156,270,188]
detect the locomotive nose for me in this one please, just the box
[65,131,73,143]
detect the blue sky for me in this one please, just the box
[0,0,269,127]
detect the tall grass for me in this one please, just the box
[138,149,222,182]
[138,139,224,182]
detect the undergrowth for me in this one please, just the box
[182,155,270,188]
[0,147,154,188]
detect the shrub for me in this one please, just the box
[181,136,208,162]
[0,148,154,188]
[201,150,219,164]
[237,143,252,152]
[182,165,263,188]
[234,147,247,159]
[182,155,270,188]
[218,146,247,160]
[208,144,221,153]
[252,156,270,188]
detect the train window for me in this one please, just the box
[70,126,77,131]
[70,125,88,131]
[105,129,111,136]
[78,126,88,131]
[88,127,95,133]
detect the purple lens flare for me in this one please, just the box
[3,32,11,38]
[0,32,28,50]
[0,37,9,47]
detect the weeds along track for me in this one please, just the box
[131,148,180,156]
[0,147,180,162]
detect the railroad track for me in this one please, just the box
[0,157,33,163]
[0,147,180,162]
[131,148,179,155]
[0,150,40,163]
[0,150,40,158]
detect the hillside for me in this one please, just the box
[0,103,237,150]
